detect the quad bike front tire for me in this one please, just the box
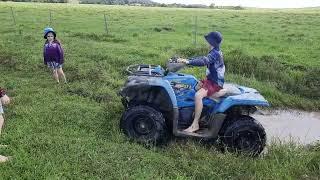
[120,105,168,145]
[221,116,266,156]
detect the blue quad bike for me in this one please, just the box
[119,58,269,155]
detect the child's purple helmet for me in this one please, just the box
[204,31,223,48]
[44,27,56,39]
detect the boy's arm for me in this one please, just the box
[187,56,211,66]
[178,53,215,66]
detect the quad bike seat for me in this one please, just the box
[209,83,241,102]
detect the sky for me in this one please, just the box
[152,0,320,8]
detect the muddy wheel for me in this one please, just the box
[120,105,167,145]
[221,116,266,156]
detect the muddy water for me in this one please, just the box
[252,109,320,145]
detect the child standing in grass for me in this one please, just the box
[0,87,11,163]
[43,27,67,84]
[178,31,225,133]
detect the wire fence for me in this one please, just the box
[0,6,219,47]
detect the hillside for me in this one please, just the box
[79,0,156,5]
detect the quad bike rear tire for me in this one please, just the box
[220,115,266,156]
[120,105,167,145]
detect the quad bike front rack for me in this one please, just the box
[126,64,164,77]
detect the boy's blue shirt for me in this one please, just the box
[188,47,225,87]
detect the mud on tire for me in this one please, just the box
[120,105,167,145]
[220,116,266,156]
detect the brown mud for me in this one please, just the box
[253,109,320,145]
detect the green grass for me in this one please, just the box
[0,2,319,179]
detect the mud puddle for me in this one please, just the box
[252,109,320,145]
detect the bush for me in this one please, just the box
[225,49,319,100]
[176,47,319,100]
[175,46,209,58]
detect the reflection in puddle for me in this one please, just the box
[252,109,320,145]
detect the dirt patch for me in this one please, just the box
[66,87,113,103]
[0,52,19,70]
[153,26,175,32]
[68,32,127,43]
[253,109,320,145]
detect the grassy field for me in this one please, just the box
[0,2,319,179]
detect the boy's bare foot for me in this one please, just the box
[0,155,9,163]
[183,124,199,133]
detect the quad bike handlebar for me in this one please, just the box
[166,56,187,73]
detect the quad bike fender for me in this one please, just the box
[147,77,178,108]
[119,76,178,108]
[214,92,269,113]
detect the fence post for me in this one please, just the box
[10,7,21,35]
[49,10,52,26]
[104,13,108,34]
[10,7,16,26]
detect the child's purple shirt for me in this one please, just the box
[43,42,64,65]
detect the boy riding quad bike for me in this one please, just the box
[119,61,269,155]
[119,32,269,156]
